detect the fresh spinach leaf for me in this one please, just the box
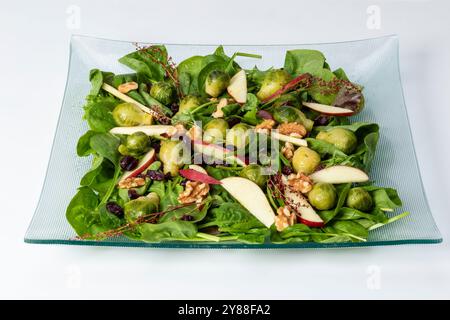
[331,220,369,240]
[138,221,198,242]
[83,95,119,132]
[159,201,211,223]
[118,45,168,82]
[177,56,205,95]
[149,179,184,211]
[76,130,96,157]
[89,133,121,165]
[66,187,100,236]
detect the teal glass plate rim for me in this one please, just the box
[24,34,442,249]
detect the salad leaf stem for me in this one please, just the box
[98,167,121,208]
[368,211,410,231]
[196,232,221,242]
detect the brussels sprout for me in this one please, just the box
[205,70,230,98]
[292,146,321,174]
[150,82,176,105]
[124,193,159,222]
[316,128,357,154]
[346,187,373,212]
[272,93,301,109]
[120,131,150,155]
[308,183,337,210]
[226,123,252,149]
[112,102,152,127]
[239,164,268,187]
[273,106,300,123]
[256,69,291,101]
[203,119,229,144]
[272,106,314,132]
[159,140,185,176]
[178,95,204,113]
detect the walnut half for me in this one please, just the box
[118,177,146,189]
[275,206,297,231]
[255,119,276,133]
[287,172,313,194]
[178,181,210,204]
[277,122,307,138]
[281,142,295,160]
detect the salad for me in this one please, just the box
[67,44,409,244]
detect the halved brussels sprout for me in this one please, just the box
[239,164,268,187]
[205,70,230,98]
[124,193,159,222]
[346,187,373,212]
[112,102,152,127]
[272,106,314,132]
[292,146,321,174]
[256,69,291,101]
[150,82,176,105]
[226,123,252,149]
[316,128,357,154]
[118,131,150,156]
[308,183,337,210]
[203,119,229,144]
[178,95,204,113]
[159,140,186,176]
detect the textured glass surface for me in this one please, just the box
[25,35,442,248]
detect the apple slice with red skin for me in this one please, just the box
[110,125,176,137]
[179,169,222,185]
[302,102,354,116]
[309,165,369,184]
[221,177,275,228]
[119,149,156,182]
[227,70,247,103]
[261,74,310,103]
[187,164,208,175]
[281,175,324,228]
[192,140,247,166]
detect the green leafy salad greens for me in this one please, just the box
[67,44,409,245]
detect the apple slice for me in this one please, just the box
[188,164,208,175]
[110,125,176,137]
[221,177,275,228]
[119,149,156,182]
[281,175,324,227]
[302,102,354,116]
[193,140,246,166]
[227,70,247,103]
[309,165,369,184]
[270,131,308,147]
[179,169,222,185]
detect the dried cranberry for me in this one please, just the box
[120,156,139,171]
[170,103,179,114]
[128,189,140,200]
[181,214,194,221]
[314,115,330,126]
[282,166,294,175]
[151,141,161,153]
[147,170,165,181]
[227,118,240,128]
[106,202,124,218]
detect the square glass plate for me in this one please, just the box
[25,35,442,248]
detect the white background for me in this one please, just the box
[1,0,449,299]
